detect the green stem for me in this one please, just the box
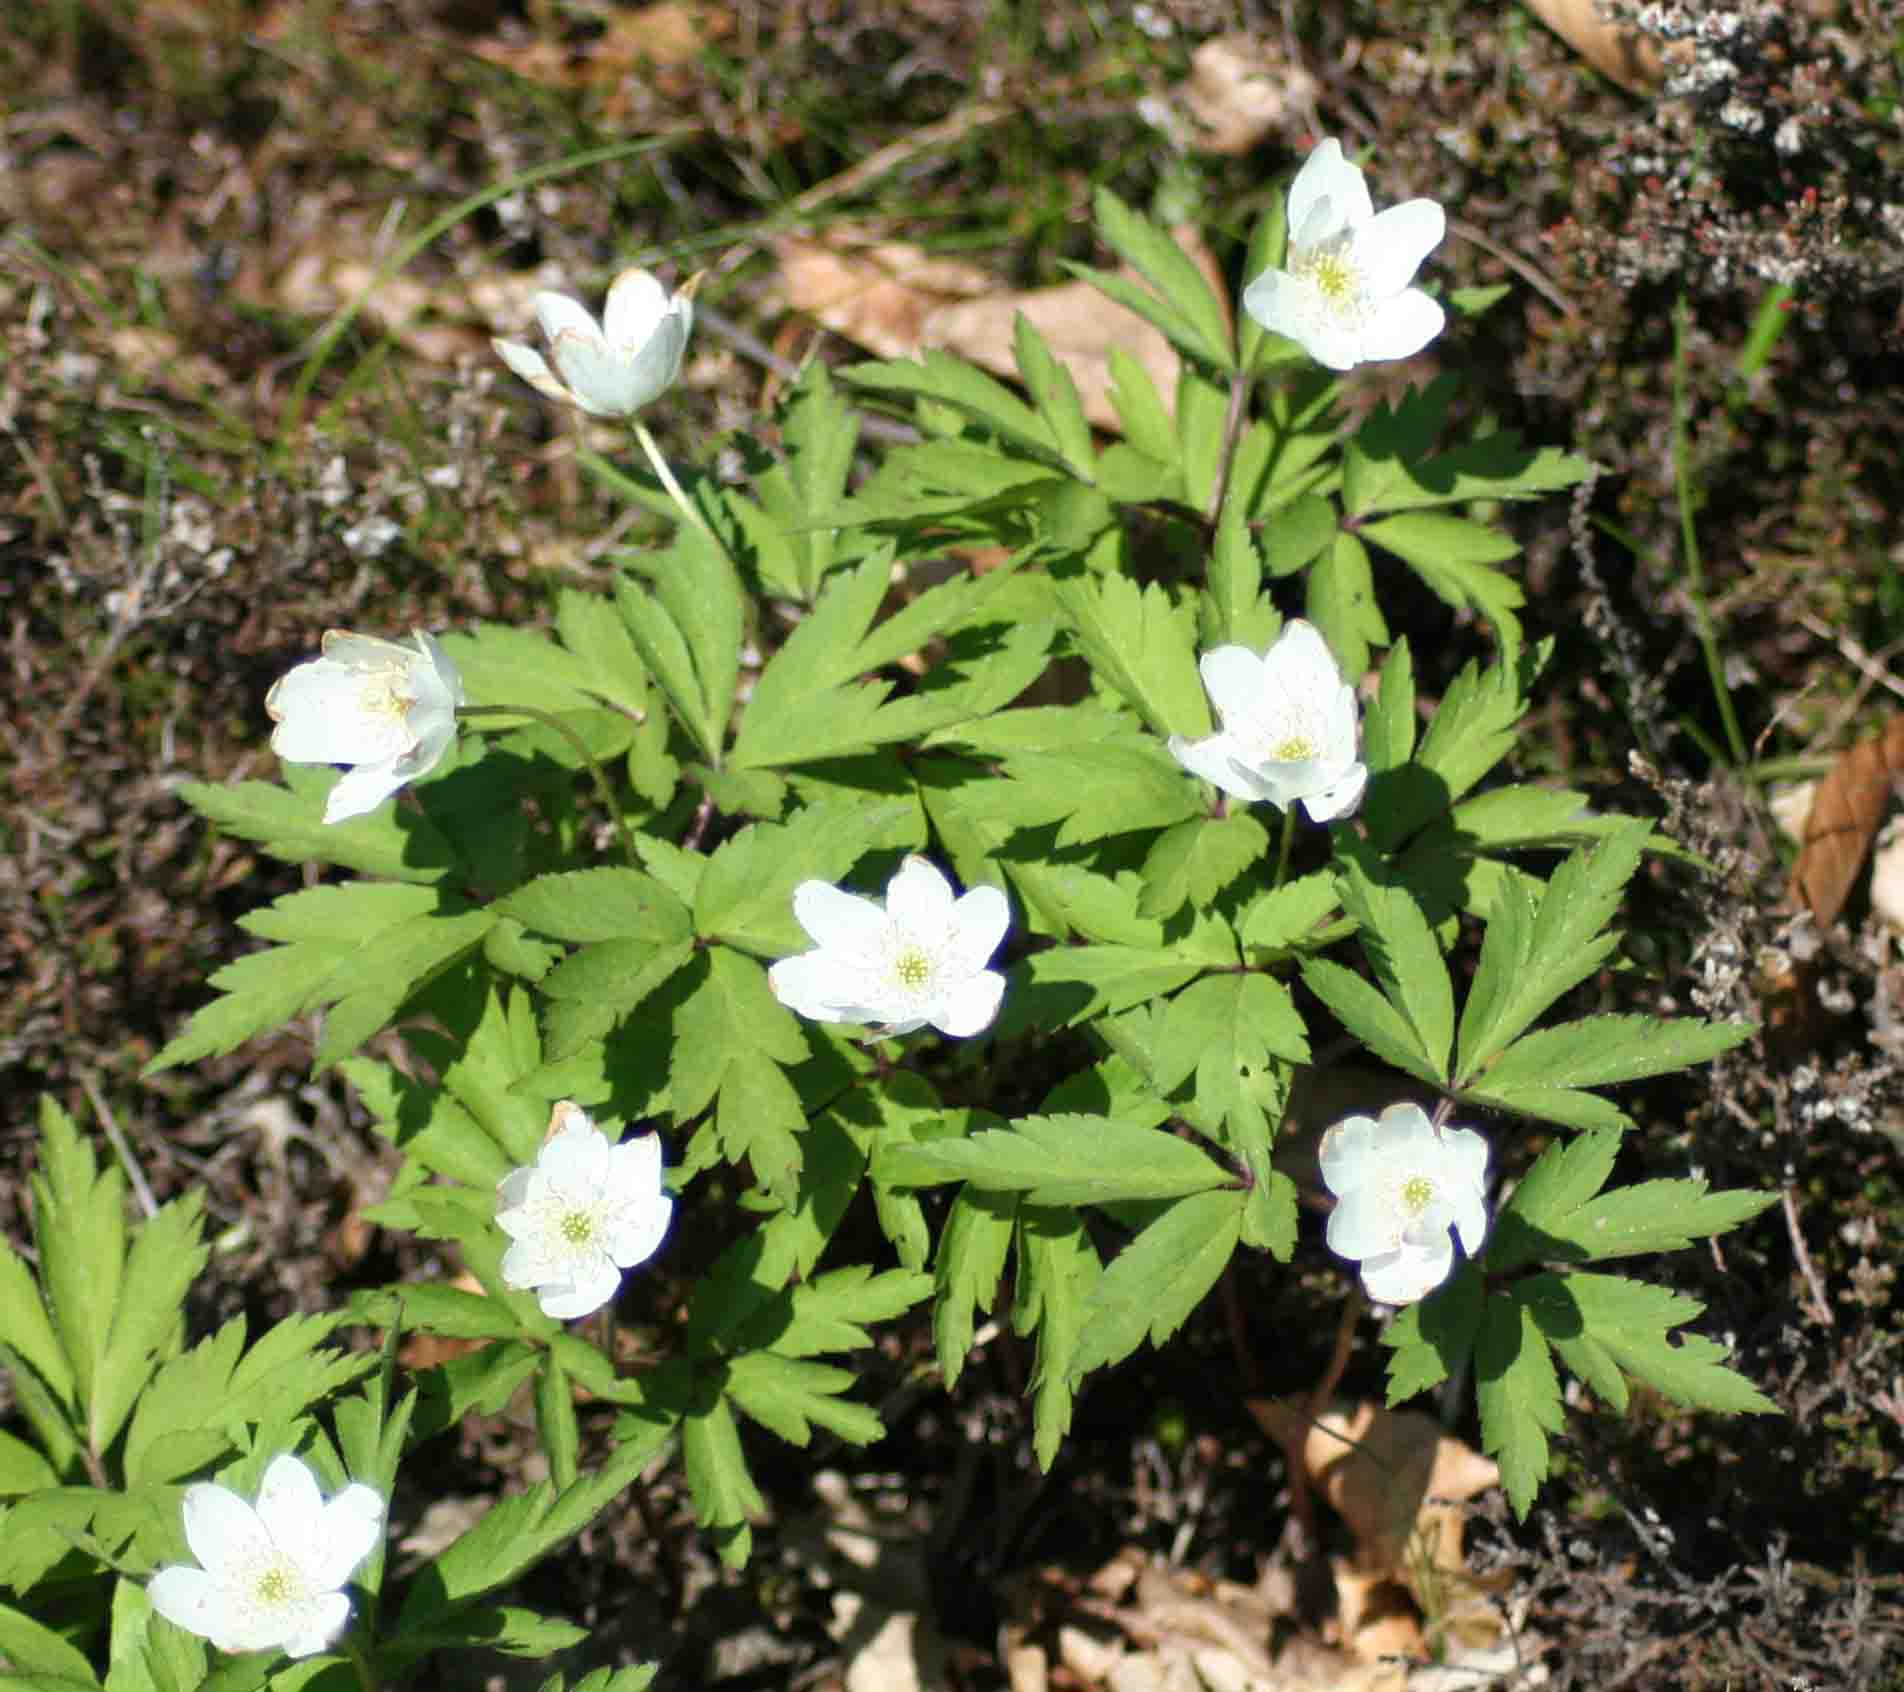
[1271,804,1297,890]
[341,1632,381,1692]
[458,703,639,868]
[634,420,721,549]
[1672,295,1748,769]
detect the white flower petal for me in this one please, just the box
[279,1592,352,1660]
[320,759,408,824]
[534,290,601,345]
[1355,289,1447,365]
[490,338,571,405]
[1285,139,1370,246]
[1300,762,1368,823]
[539,1119,610,1198]
[1351,200,1446,297]
[302,1485,384,1591]
[602,267,671,346]
[931,969,1006,1038]
[884,857,957,935]
[945,884,1011,976]
[500,1236,560,1291]
[791,880,890,953]
[1360,1242,1452,1305]
[1196,646,1268,724]
[550,330,641,417]
[254,1455,325,1551]
[148,1565,224,1642]
[768,952,856,1022]
[181,1482,271,1577]
[496,1166,537,1212]
[539,1261,620,1321]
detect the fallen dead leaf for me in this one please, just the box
[1177,35,1319,156]
[1517,0,1668,94]
[1789,716,1904,925]
[469,1,720,90]
[777,226,1225,432]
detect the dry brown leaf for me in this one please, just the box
[1517,0,1667,93]
[778,228,1224,432]
[1790,716,1904,925]
[1178,35,1318,156]
[469,1,719,89]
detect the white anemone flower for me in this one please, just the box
[147,1453,383,1660]
[1167,620,1367,822]
[769,856,1011,1038]
[266,630,464,825]
[1319,1102,1490,1305]
[1242,138,1446,371]
[493,267,694,419]
[496,1102,675,1321]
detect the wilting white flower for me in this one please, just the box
[1242,138,1446,371]
[147,1453,383,1659]
[769,857,1011,1038]
[496,1102,674,1321]
[493,267,694,419]
[266,630,464,825]
[1319,1102,1490,1304]
[1168,620,1367,822]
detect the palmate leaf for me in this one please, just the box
[842,352,1059,459]
[1453,822,1652,1086]
[313,907,498,1069]
[733,1266,933,1360]
[1148,973,1310,1132]
[1330,851,1453,1083]
[500,867,692,946]
[726,1353,885,1446]
[90,1190,207,1457]
[1071,187,1235,372]
[1053,573,1208,742]
[1013,944,1203,1029]
[1000,738,1204,848]
[1358,511,1524,662]
[1520,1272,1776,1416]
[176,775,455,886]
[1305,531,1389,681]
[875,1113,1234,1206]
[1014,315,1097,479]
[933,1188,1017,1389]
[1139,813,1270,918]
[1069,1188,1245,1377]
[31,1099,125,1424]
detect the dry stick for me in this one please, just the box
[1782,1183,1834,1327]
[81,1070,158,1221]
[1446,214,1578,319]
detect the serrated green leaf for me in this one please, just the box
[1301,959,1442,1086]
[1545,1178,1779,1262]
[1364,639,1416,773]
[875,1113,1232,1206]
[693,796,922,955]
[1071,1189,1244,1376]
[32,1098,124,1422]
[1013,314,1096,478]
[1139,813,1269,919]
[500,869,692,945]
[842,352,1057,458]
[314,908,496,1069]
[0,1599,99,1682]
[1150,973,1309,1130]
[177,778,454,884]
[1260,492,1337,579]
[540,937,696,1061]
[1053,574,1208,742]
[1015,1205,1097,1469]
[726,1353,883,1446]
[1333,853,1453,1082]
[681,1389,764,1551]
[342,1056,516,1190]
[1474,1294,1564,1519]
[1106,345,1179,467]
[1013,946,1202,1028]
[91,1193,206,1454]
[1002,738,1203,848]
[1305,531,1387,680]
[0,1430,58,1495]
[934,1189,1017,1388]
[1474,1015,1752,1094]
[1453,823,1650,1084]
[0,1240,73,1415]
[1079,187,1234,370]
[743,1267,932,1360]
[1359,512,1525,660]
[1460,1083,1634,1133]
[1239,871,1339,954]
[1382,1263,1484,1405]
[1351,432,1591,515]
[535,1354,580,1490]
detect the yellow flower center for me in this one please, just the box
[559,1209,596,1246]
[1272,734,1317,761]
[1299,244,1360,304]
[892,947,934,991]
[255,1561,298,1606]
[1400,1174,1436,1215]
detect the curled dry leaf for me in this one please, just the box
[1517,0,1667,94]
[1789,716,1904,926]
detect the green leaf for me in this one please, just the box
[0,1430,58,1495]
[1382,1265,1484,1405]
[726,1353,883,1446]
[1305,531,1388,680]
[747,359,861,599]
[1470,1014,1752,1094]
[1015,945,1203,1027]
[694,795,923,956]
[342,1055,517,1190]
[1363,639,1417,773]
[1140,813,1270,918]
[1053,574,1208,741]
[176,778,454,885]
[1014,315,1096,478]
[0,1237,73,1415]
[1014,1205,1098,1468]
[1334,852,1454,1083]
[0,1600,100,1682]
[1453,822,1651,1084]
[1239,871,1340,954]
[681,1390,763,1561]
[1526,1272,1776,1415]
[1075,187,1234,370]
[876,1113,1233,1206]
[933,1189,1017,1388]
[539,937,697,1062]
[1106,346,1180,469]
[500,869,692,945]
[535,1354,580,1490]
[1541,1178,1779,1263]
[31,1098,124,1421]
[1001,738,1203,848]
[741,1267,932,1360]
[1149,974,1310,1130]
[313,908,497,1069]
[1260,493,1337,579]
[1071,1189,1244,1376]
[1359,512,1524,662]
[614,526,744,766]
[842,351,1056,459]
[91,1193,207,1454]
[1474,1293,1564,1519]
